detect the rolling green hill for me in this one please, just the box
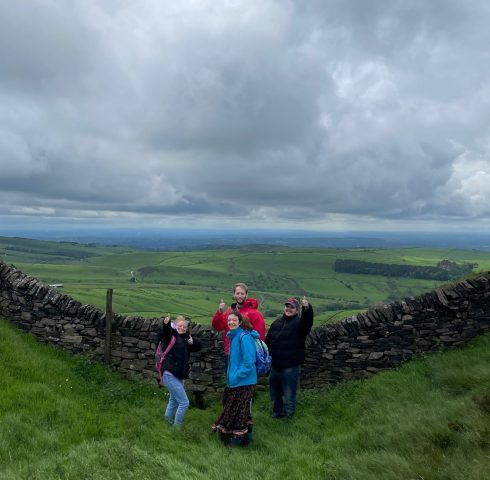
[0,235,135,264]
[3,236,490,325]
[1,318,489,479]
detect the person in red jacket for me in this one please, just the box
[212,282,266,357]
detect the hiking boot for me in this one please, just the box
[228,437,244,447]
[243,431,254,444]
[272,413,285,419]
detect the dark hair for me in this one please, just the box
[228,310,243,324]
[240,314,254,331]
[227,310,253,331]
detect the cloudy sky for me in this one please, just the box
[1,0,490,233]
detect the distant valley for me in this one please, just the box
[2,235,490,326]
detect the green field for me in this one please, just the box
[2,237,490,479]
[3,236,490,325]
[1,318,489,479]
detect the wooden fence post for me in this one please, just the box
[104,288,113,365]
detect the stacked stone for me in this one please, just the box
[302,275,490,388]
[2,259,490,393]
[0,261,104,353]
[110,316,225,392]
[0,260,226,392]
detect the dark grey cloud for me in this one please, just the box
[1,0,490,230]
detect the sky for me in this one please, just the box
[1,0,490,233]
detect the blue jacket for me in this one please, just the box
[227,328,259,388]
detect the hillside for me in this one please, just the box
[0,235,136,264]
[1,318,488,479]
[3,236,490,325]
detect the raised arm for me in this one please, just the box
[299,296,314,336]
[211,299,228,332]
[161,314,173,344]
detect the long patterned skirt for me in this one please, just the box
[212,385,255,438]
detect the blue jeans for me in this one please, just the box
[162,371,189,426]
[269,366,300,418]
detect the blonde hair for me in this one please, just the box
[175,315,189,326]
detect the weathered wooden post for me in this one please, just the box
[104,288,113,365]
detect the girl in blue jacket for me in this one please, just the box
[212,310,258,446]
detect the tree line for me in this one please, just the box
[334,259,477,281]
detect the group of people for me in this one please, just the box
[155,282,314,446]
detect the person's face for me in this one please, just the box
[175,321,188,335]
[227,314,240,330]
[233,286,247,305]
[284,303,298,318]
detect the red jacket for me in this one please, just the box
[212,298,266,355]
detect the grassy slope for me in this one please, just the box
[6,242,490,326]
[0,236,134,264]
[1,318,489,480]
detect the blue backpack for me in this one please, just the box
[240,332,272,377]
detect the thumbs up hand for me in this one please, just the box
[163,314,171,324]
[301,296,309,309]
[218,299,226,313]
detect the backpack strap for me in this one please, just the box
[156,335,176,384]
[238,331,255,362]
[238,331,249,342]
[162,335,177,357]
[238,331,251,349]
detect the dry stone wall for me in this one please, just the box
[1,259,489,392]
[301,274,490,387]
[0,260,225,393]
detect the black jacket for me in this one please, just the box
[157,322,201,379]
[265,305,314,369]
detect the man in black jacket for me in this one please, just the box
[265,296,313,418]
